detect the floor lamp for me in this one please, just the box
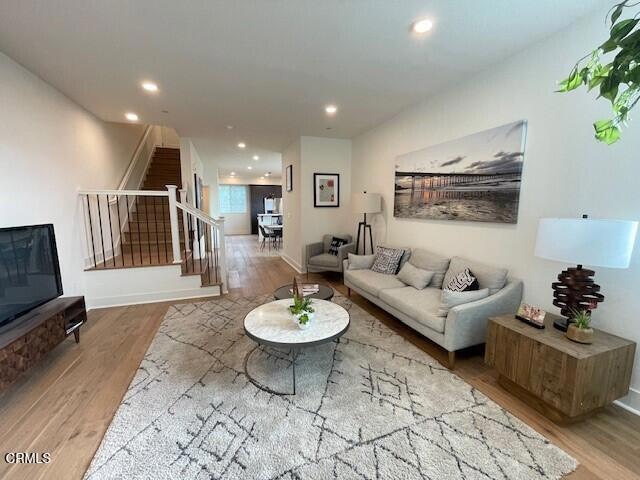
[352,192,381,255]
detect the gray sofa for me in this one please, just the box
[306,234,355,275]
[343,247,522,368]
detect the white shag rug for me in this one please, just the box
[85,294,577,479]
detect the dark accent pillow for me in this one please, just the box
[328,237,347,256]
[371,246,405,274]
[445,268,479,292]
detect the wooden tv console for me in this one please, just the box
[0,296,86,392]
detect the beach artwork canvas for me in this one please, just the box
[394,120,527,223]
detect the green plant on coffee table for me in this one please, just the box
[570,308,592,330]
[557,1,640,144]
[289,295,315,325]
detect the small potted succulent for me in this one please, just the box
[566,308,594,344]
[289,295,314,330]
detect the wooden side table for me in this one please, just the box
[485,313,636,423]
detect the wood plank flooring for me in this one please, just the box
[0,234,638,479]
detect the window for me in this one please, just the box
[219,185,247,214]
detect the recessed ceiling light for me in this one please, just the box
[260,176,265,180]
[226,125,234,130]
[411,18,433,34]
[141,81,158,92]
[253,155,259,160]
[237,142,246,149]
[265,172,271,177]
[247,166,253,170]
[230,171,236,176]
[125,112,139,122]
[325,104,338,115]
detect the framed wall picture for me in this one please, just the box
[313,173,339,207]
[193,173,203,209]
[394,120,527,223]
[286,165,293,192]
[516,303,547,329]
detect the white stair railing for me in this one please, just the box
[79,185,227,293]
[78,189,171,269]
[171,187,228,293]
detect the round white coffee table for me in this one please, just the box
[243,299,349,395]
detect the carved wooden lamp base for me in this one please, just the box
[551,266,604,331]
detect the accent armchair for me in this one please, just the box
[306,234,354,276]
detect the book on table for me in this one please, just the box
[289,284,320,296]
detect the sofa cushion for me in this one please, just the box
[378,244,411,270]
[347,253,375,270]
[344,269,405,296]
[438,288,489,317]
[379,287,445,333]
[308,253,339,268]
[443,257,508,295]
[396,262,434,290]
[371,246,405,274]
[445,268,479,292]
[408,248,450,288]
[328,237,348,255]
[323,234,352,253]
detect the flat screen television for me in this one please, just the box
[0,224,63,328]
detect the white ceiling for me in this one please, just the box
[192,137,282,179]
[0,0,606,157]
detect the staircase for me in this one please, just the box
[83,147,222,289]
[141,147,182,191]
[79,127,227,308]
[117,147,183,266]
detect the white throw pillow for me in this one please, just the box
[396,262,434,290]
[348,253,375,270]
[437,288,489,317]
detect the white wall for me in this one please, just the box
[300,136,352,252]
[281,136,352,270]
[282,139,302,268]
[351,8,640,410]
[0,51,144,299]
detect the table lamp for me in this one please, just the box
[352,192,381,254]
[534,215,638,331]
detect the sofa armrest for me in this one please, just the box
[305,242,324,263]
[444,279,523,352]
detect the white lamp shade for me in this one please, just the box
[352,192,381,214]
[535,218,638,268]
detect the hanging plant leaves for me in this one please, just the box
[558,0,640,144]
[594,120,621,144]
[600,74,620,103]
[611,4,624,24]
[610,18,638,42]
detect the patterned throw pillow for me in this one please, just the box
[328,237,347,256]
[371,246,405,275]
[445,268,479,292]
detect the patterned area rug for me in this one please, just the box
[85,294,577,479]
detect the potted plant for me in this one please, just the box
[289,295,314,330]
[566,309,594,344]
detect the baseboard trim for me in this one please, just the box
[87,286,220,310]
[614,387,640,416]
[281,254,305,274]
